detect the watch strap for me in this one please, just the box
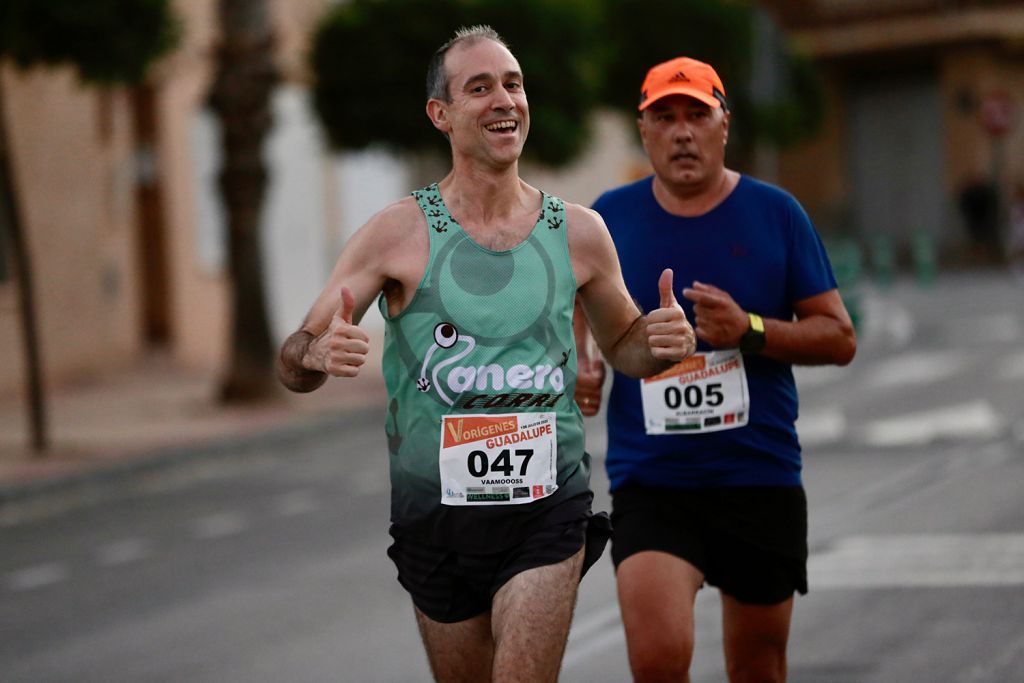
[739,312,766,354]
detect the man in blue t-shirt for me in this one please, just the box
[577,57,857,682]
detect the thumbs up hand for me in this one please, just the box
[646,269,696,362]
[317,286,370,378]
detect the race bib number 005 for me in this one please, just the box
[438,413,558,506]
[640,351,749,435]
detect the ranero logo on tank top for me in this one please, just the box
[416,322,566,409]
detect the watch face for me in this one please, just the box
[748,313,765,334]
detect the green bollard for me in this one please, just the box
[871,234,895,287]
[913,229,937,286]
[828,238,864,332]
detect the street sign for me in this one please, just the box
[979,90,1017,138]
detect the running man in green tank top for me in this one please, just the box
[277,25,696,682]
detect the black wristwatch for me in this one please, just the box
[739,313,766,354]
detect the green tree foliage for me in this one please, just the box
[311,0,823,168]
[310,0,602,166]
[598,0,754,115]
[0,0,179,84]
[753,51,826,147]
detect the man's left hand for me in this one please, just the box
[682,281,749,348]
[646,268,697,362]
[574,358,606,416]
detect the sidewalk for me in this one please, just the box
[0,347,388,510]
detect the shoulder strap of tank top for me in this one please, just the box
[411,183,462,240]
[539,193,565,231]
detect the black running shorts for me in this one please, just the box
[610,484,808,605]
[388,505,611,624]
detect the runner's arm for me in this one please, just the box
[761,289,856,365]
[573,299,605,416]
[277,204,415,392]
[568,205,696,378]
[682,282,856,366]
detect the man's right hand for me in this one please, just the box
[309,286,370,378]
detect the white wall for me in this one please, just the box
[191,85,411,341]
[332,147,411,330]
[261,85,333,341]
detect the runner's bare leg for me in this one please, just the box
[490,548,585,683]
[414,608,494,683]
[414,548,584,682]
[617,550,705,682]
[721,594,793,683]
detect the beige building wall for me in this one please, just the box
[1,67,141,395]
[0,0,332,397]
[941,49,1024,190]
[156,0,225,372]
[774,3,1024,250]
[777,75,849,234]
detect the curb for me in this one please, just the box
[0,405,385,525]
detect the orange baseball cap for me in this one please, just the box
[638,57,728,112]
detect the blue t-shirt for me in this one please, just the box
[593,175,837,490]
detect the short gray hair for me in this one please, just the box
[426,25,510,103]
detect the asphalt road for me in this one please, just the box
[2,272,1022,682]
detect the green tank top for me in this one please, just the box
[379,183,590,550]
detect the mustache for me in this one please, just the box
[669,150,700,161]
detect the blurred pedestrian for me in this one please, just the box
[276,26,695,682]
[577,56,857,682]
[958,177,1000,262]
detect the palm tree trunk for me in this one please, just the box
[210,0,280,402]
[0,82,48,452]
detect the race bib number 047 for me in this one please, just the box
[640,351,749,435]
[439,413,558,506]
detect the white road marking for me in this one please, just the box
[860,294,914,348]
[95,538,152,567]
[863,350,971,390]
[811,533,1024,588]
[7,562,70,591]
[273,490,320,517]
[192,511,248,539]
[797,410,847,447]
[861,400,1002,448]
[884,304,914,347]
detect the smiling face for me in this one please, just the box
[426,38,529,171]
[638,94,729,197]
